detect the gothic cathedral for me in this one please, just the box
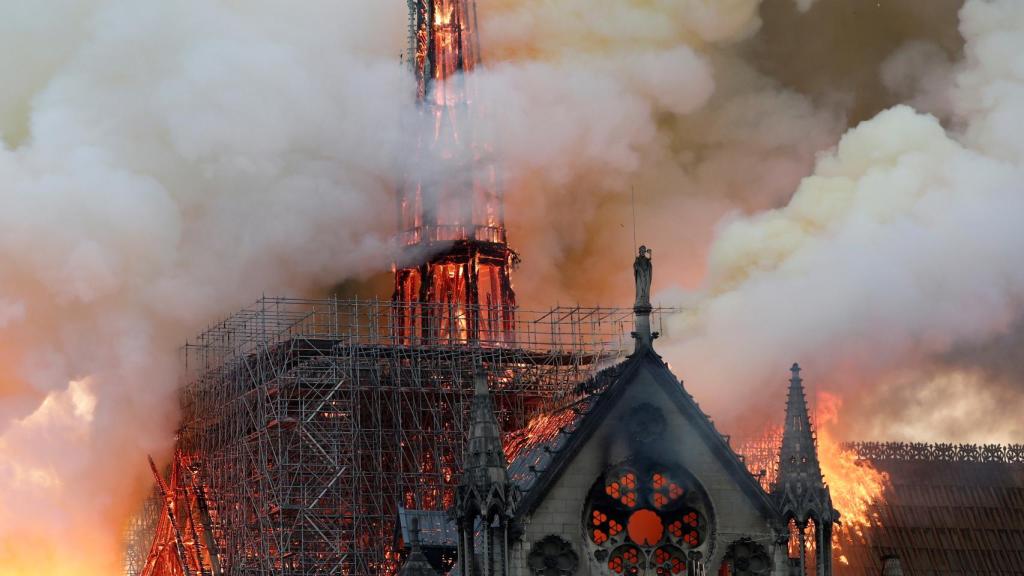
[397,254,837,576]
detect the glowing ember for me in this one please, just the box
[504,409,578,462]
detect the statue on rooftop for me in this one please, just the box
[633,245,652,309]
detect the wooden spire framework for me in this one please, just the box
[140,452,222,576]
[394,0,517,346]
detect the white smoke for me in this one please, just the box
[0,1,407,572]
[471,0,845,305]
[2,0,1022,572]
[1,0,841,566]
[664,0,1024,442]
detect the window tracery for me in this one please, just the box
[527,535,579,576]
[722,538,771,576]
[585,463,710,576]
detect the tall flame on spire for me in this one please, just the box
[396,0,517,345]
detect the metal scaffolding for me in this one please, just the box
[126,297,663,576]
[124,486,163,576]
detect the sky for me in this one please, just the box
[0,0,1022,572]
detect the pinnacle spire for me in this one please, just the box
[455,369,516,576]
[410,516,421,551]
[398,517,438,576]
[460,370,511,506]
[773,363,836,525]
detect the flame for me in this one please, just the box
[816,392,889,546]
[736,392,889,558]
[433,5,454,27]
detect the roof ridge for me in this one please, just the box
[509,351,781,523]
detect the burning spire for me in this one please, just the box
[395,0,517,345]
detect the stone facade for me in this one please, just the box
[510,357,788,575]
[400,262,837,576]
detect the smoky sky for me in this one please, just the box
[1,0,1023,572]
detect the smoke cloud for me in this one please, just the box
[474,0,846,306]
[465,0,1024,446]
[2,0,1022,572]
[467,0,1024,446]
[659,0,1024,444]
[0,1,407,572]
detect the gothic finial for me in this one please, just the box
[410,516,422,553]
[398,514,438,576]
[474,369,489,397]
[775,363,837,528]
[459,365,510,503]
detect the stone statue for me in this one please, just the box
[633,245,652,309]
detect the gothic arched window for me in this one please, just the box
[585,463,710,576]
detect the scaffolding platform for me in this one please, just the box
[125,297,667,576]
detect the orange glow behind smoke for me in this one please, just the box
[0,553,109,576]
[0,379,123,576]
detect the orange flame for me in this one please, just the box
[433,4,454,26]
[737,392,889,562]
[815,392,889,549]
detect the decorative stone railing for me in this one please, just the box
[843,441,1024,464]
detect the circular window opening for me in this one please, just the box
[584,463,712,575]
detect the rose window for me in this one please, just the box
[585,464,709,576]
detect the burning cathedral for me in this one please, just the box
[395,247,841,576]
[127,1,1024,576]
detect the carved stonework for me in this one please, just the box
[527,536,579,576]
[633,246,652,309]
[624,403,666,444]
[583,460,715,576]
[724,538,771,576]
[846,441,1024,464]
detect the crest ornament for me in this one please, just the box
[528,536,579,576]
